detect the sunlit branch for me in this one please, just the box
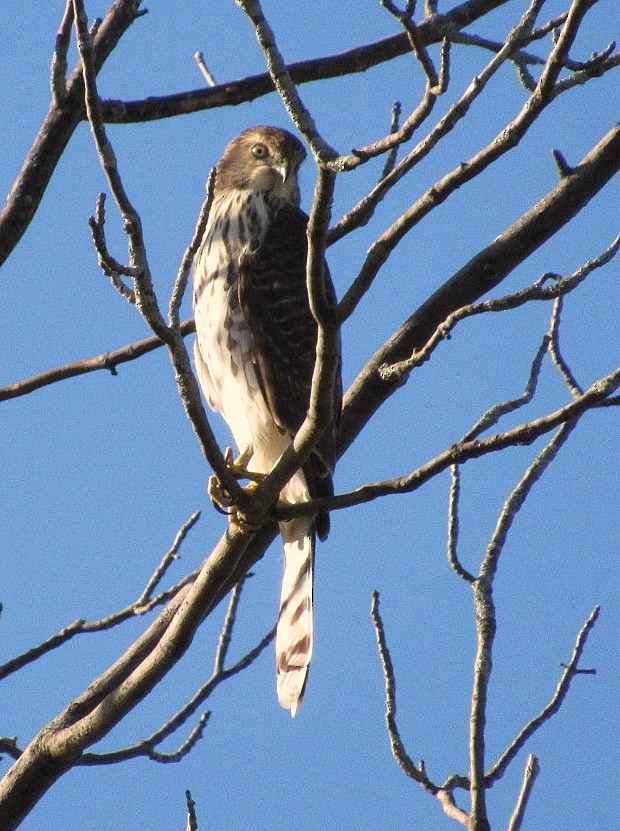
[74,0,243,503]
[469,415,580,828]
[507,755,540,831]
[78,585,275,767]
[89,192,138,303]
[340,124,620,454]
[446,465,476,583]
[194,52,217,86]
[97,0,510,127]
[371,590,470,826]
[169,168,216,328]
[339,38,450,175]
[463,335,549,443]
[548,295,583,397]
[486,606,600,787]
[185,790,198,831]
[337,0,613,318]
[50,0,74,103]
[0,513,202,682]
[277,364,620,520]
[0,0,145,270]
[234,0,338,163]
[330,0,546,247]
[0,320,195,402]
[380,101,403,180]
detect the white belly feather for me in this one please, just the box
[193,191,304,490]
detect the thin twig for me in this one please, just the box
[0,513,202,682]
[75,0,244,502]
[335,0,611,318]
[169,168,216,328]
[336,37,450,174]
[79,712,211,766]
[371,592,434,787]
[447,465,476,583]
[194,51,217,86]
[331,0,546,248]
[138,511,202,605]
[0,319,195,402]
[79,617,276,766]
[276,364,620,521]
[469,415,580,825]
[380,101,402,181]
[463,335,549,443]
[487,606,600,785]
[548,295,583,397]
[74,0,169,339]
[234,0,338,163]
[507,755,540,831]
[185,790,198,831]
[379,232,620,383]
[370,590,470,825]
[213,579,246,674]
[88,192,138,303]
[381,0,439,87]
[50,0,74,103]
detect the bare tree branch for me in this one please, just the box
[0,0,146,269]
[185,790,198,831]
[0,512,202,683]
[50,0,75,103]
[0,320,195,402]
[335,0,615,315]
[73,0,244,506]
[278,364,620,521]
[486,606,600,786]
[234,0,338,163]
[75,582,274,767]
[371,590,471,825]
[447,465,476,583]
[195,52,217,87]
[0,0,514,271]
[340,122,620,455]
[378,231,620,385]
[507,755,540,831]
[98,0,512,126]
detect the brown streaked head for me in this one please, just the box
[214,126,307,204]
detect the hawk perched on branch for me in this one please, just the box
[193,126,341,715]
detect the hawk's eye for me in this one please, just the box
[251,143,269,160]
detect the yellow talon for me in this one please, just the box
[208,465,266,532]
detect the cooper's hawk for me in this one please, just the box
[192,126,341,716]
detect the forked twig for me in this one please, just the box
[371,590,470,825]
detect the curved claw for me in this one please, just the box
[208,476,263,533]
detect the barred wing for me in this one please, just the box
[238,202,341,487]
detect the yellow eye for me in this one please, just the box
[251,143,269,159]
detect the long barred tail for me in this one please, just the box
[276,517,315,717]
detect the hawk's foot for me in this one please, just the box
[208,474,236,512]
[223,445,264,483]
[208,476,267,533]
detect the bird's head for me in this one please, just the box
[214,126,307,205]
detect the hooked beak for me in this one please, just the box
[273,158,290,183]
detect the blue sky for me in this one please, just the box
[1,2,618,829]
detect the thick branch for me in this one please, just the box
[0,0,144,269]
[0,0,508,271]
[340,122,620,454]
[0,523,253,829]
[98,0,511,126]
[278,365,620,520]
